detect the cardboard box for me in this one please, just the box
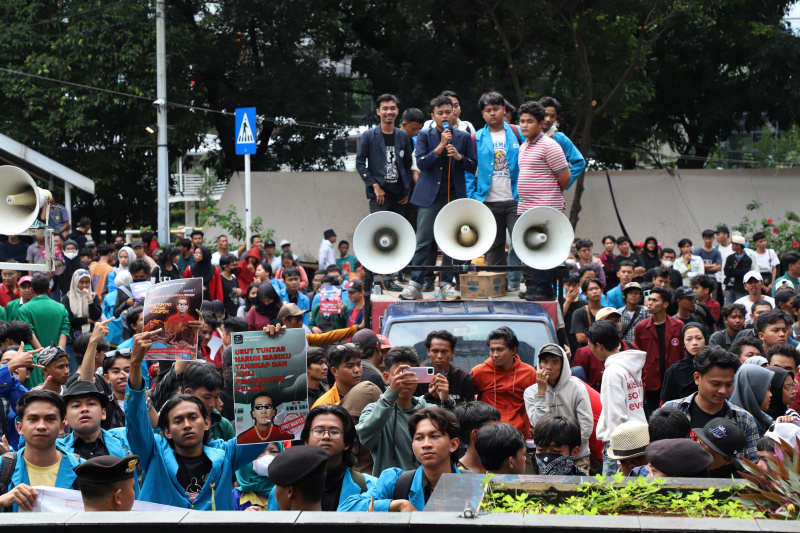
[459,272,507,299]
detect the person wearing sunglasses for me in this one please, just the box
[237,391,295,444]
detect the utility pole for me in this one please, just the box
[155,0,170,245]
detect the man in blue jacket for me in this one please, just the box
[466,92,523,292]
[341,407,461,512]
[400,95,478,301]
[0,390,82,511]
[125,329,267,510]
[539,96,586,190]
[356,94,413,291]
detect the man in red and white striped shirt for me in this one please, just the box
[516,101,571,300]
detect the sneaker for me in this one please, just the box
[442,285,461,300]
[399,285,422,300]
[422,280,435,292]
[385,281,405,292]
[508,284,520,292]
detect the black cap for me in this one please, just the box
[268,445,327,487]
[694,418,745,459]
[264,239,276,247]
[645,438,712,476]
[74,455,140,483]
[673,286,698,300]
[62,380,110,408]
[323,229,336,239]
[345,280,363,292]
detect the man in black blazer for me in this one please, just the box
[400,95,478,301]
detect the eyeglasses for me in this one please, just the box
[311,427,343,440]
[335,343,356,350]
[177,302,189,306]
[1,273,16,279]
[783,382,799,392]
[253,404,274,411]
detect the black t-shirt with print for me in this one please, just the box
[382,133,402,196]
[176,453,212,502]
[688,398,729,440]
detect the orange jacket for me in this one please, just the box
[471,355,536,436]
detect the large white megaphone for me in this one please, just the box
[0,166,52,235]
[433,198,497,261]
[511,206,574,270]
[352,211,416,274]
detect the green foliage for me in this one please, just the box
[481,473,759,518]
[202,203,270,246]
[720,200,800,258]
[738,437,800,520]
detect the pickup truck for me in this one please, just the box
[379,300,558,372]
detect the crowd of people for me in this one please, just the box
[0,89,798,514]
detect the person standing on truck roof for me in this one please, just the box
[415,330,474,405]
[470,327,536,437]
[465,92,523,294]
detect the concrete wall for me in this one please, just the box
[213,169,800,262]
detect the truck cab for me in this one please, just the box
[380,300,558,372]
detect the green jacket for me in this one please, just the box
[17,295,69,347]
[310,303,348,330]
[5,298,21,321]
[210,409,236,441]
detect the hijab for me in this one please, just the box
[255,282,281,323]
[765,365,795,420]
[116,246,135,273]
[67,269,93,318]
[729,365,775,435]
[115,270,133,298]
[190,245,214,285]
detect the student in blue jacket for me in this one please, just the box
[0,390,82,511]
[538,96,586,190]
[341,407,461,512]
[267,404,376,511]
[125,329,268,510]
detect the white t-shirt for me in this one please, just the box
[755,249,780,274]
[211,249,239,266]
[735,294,776,325]
[485,129,514,202]
[716,243,733,284]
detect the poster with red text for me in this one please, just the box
[319,285,341,314]
[141,278,202,360]
[232,329,308,444]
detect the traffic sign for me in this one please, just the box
[235,107,257,155]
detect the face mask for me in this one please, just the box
[252,454,274,477]
[661,260,673,268]
[535,453,581,476]
[64,252,78,260]
[230,266,238,274]
[114,242,124,250]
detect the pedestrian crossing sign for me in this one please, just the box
[235,107,257,155]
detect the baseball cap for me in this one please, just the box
[18,275,33,285]
[345,280,363,292]
[694,418,745,459]
[376,334,391,349]
[731,234,746,245]
[595,307,622,321]
[279,239,290,247]
[674,286,698,300]
[774,279,795,292]
[277,303,310,322]
[264,239,276,247]
[743,271,763,283]
[131,239,144,248]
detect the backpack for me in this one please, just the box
[471,124,522,149]
[392,469,417,501]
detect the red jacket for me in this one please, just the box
[237,247,263,293]
[0,285,19,309]
[471,355,536,436]
[634,315,684,391]
[183,265,223,302]
[578,378,604,461]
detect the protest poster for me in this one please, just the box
[319,285,341,314]
[232,329,308,444]
[141,278,202,360]
[131,281,152,302]
[24,487,185,513]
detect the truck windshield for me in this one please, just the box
[385,319,552,372]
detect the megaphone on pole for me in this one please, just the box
[352,212,416,275]
[511,206,574,270]
[433,198,497,261]
[0,166,52,235]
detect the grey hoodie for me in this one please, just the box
[596,349,647,442]
[523,345,593,459]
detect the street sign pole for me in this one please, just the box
[244,153,251,246]
[234,107,257,249]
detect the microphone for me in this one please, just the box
[442,120,451,144]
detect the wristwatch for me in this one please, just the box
[442,399,456,408]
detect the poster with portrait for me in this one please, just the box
[319,285,341,314]
[141,278,203,360]
[232,329,308,444]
